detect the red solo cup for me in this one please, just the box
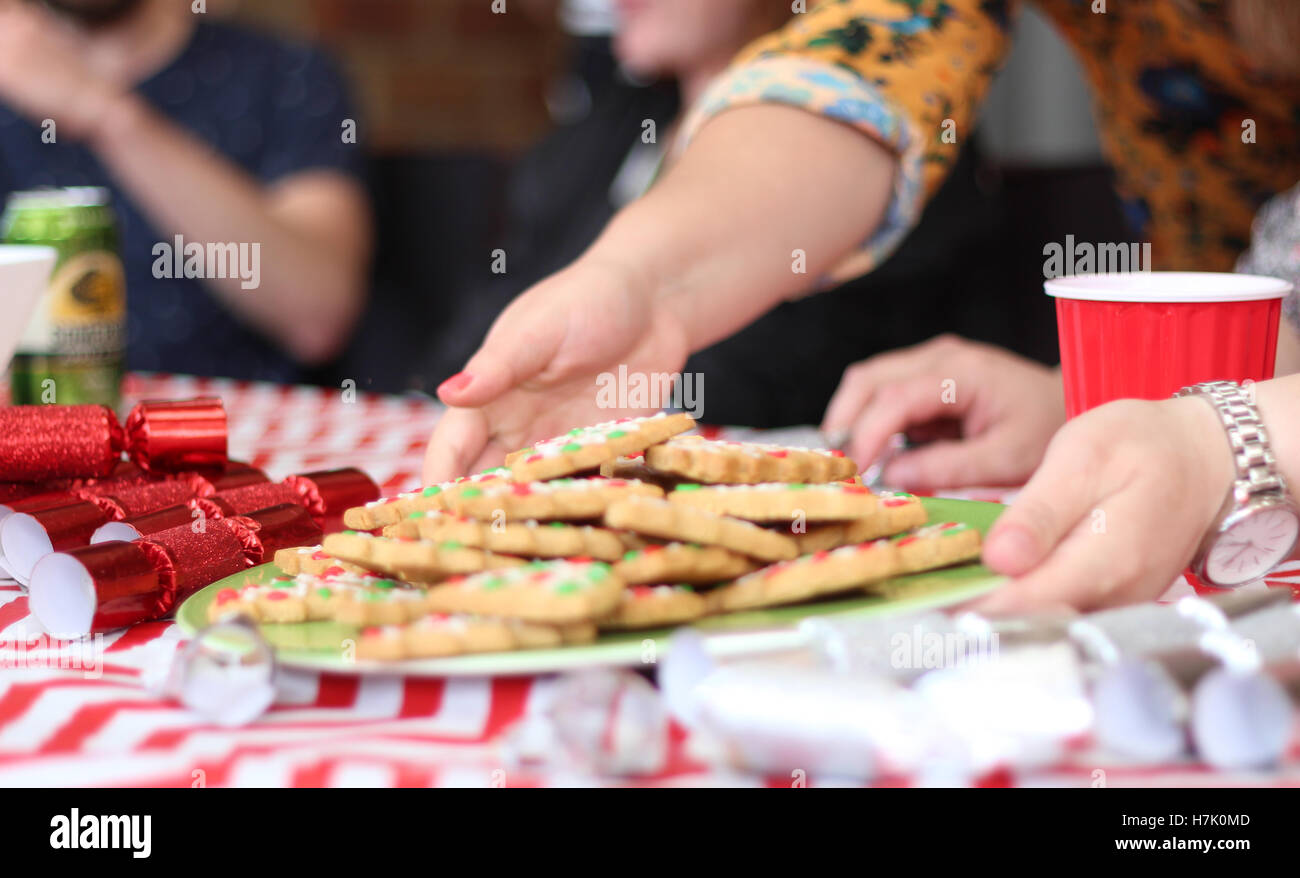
[1047,272,1292,418]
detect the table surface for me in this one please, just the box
[0,373,1298,788]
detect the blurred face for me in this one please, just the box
[614,0,781,79]
[38,0,146,27]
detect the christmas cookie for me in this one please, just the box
[273,545,369,577]
[604,496,798,562]
[598,584,708,630]
[341,468,512,529]
[614,542,757,584]
[355,613,598,661]
[787,491,928,553]
[385,511,631,562]
[598,456,689,491]
[644,436,857,484]
[444,477,664,522]
[322,530,526,583]
[332,578,436,626]
[666,481,877,522]
[891,521,982,576]
[505,412,696,481]
[421,559,626,623]
[208,570,405,624]
[706,540,900,613]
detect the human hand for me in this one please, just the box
[423,259,690,482]
[974,396,1234,613]
[821,335,1066,490]
[0,1,121,138]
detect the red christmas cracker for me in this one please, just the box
[283,467,380,529]
[0,405,123,482]
[123,397,227,472]
[28,504,322,636]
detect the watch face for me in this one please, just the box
[1204,507,1300,586]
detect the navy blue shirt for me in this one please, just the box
[0,22,365,383]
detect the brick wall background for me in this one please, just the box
[211,0,565,154]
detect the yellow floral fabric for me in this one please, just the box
[682,0,1300,281]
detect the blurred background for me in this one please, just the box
[4,0,1130,424]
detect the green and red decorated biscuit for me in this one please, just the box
[604,496,798,563]
[644,436,858,484]
[384,510,633,562]
[421,559,626,623]
[355,613,598,661]
[444,476,664,521]
[614,541,757,584]
[706,540,900,613]
[273,545,369,577]
[322,530,526,583]
[208,569,421,625]
[504,412,696,481]
[666,481,877,522]
[597,584,708,630]
[891,521,982,575]
[788,491,928,553]
[341,468,512,530]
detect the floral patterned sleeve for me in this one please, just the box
[678,0,1017,283]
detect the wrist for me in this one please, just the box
[83,89,149,153]
[1167,394,1237,528]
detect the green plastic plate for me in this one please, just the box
[175,496,1006,676]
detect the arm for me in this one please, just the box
[1278,321,1300,375]
[977,374,1300,612]
[90,94,372,364]
[425,0,1015,480]
[585,104,897,353]
[0,4,370,365]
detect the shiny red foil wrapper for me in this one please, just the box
[201,482,301,519]
[26,501,119,550]
[124,398,228,472]
[2,491,82,517]
[178,461,269,497]
[228,503,322,565]
[0,405,124,482]
[91,480,196,519]
[62,541,168,632]
[0,482,51,504]
[116,504,197,538]
[284,468,380,530]
[142,519,250,607]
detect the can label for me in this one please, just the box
[11,247,126,407]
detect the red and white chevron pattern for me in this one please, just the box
[0,374,1296,787]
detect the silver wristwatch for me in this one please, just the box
[1176,381,1300,587]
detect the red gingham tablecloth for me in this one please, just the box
[0,373,1298,788]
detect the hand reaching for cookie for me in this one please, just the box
[821,335,1067,490]
[424,103,896,484]
[424,259,691,482]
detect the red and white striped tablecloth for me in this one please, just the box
[0,373,1297,788]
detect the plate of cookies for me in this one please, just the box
[175,414,1008,676]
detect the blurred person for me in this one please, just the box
[423,0,1032,426]
[426,0,1300,611]
[0,0,372,382]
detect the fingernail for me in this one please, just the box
[437,372,473,397]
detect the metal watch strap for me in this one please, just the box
[1175,380,1289,506]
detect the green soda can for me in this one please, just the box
[1,187,127,409]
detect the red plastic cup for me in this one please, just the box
[1047,272,1292,418]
